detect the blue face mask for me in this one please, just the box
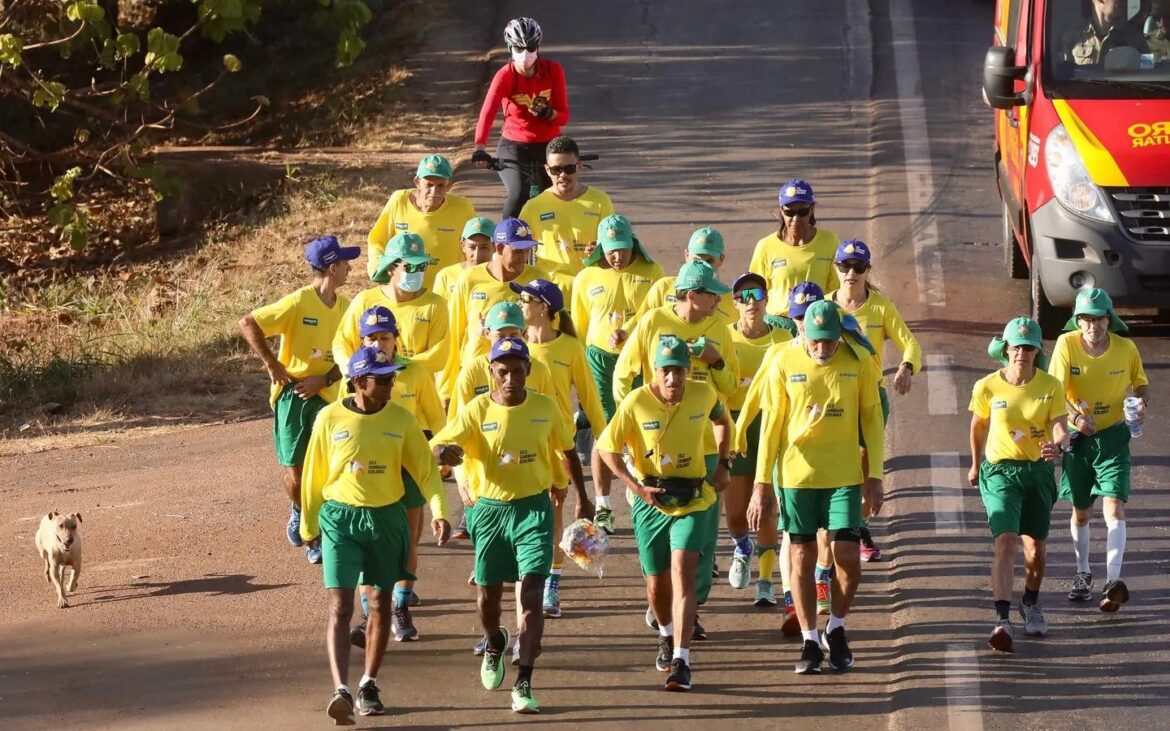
[399,271,425,293]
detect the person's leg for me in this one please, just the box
[829,537,861,618]
[790,538,819,632]
[814,528,833,614]
[1093,425,1132,610]
[517,573,545,666]
[363,587,391,679]
[1062,439,1097,598]
[666,547,700,689]
[497,138,526,218]
[545,486,567,618]
[327,588,355,689]
[563,449,592,519]
[478,583,506,649]
[282,466,302,506]
[1021,535,1046,596]
[992,532,1019,603]
[1102,497,1127,582]
[399,505,422,596]
[724,473,753,588]
[587,347,617,510]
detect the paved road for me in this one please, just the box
[3,0,1168,728]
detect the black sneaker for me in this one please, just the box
[326,688,355,725]
[656,637,673,672]
[349,620,367,649]
[393,605,418,641]
[1100,579,1130,613]
[794,639,824,674]
[691,613,708,641]
[356,681,384,717]
[1068,572,1093,602]
[665,658,692,691]
[821,626,854,671]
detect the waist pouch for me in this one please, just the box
[644,475,704,509]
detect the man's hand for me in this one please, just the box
[293,375,328,400]
[472,148,493,169]
[456,482,474,508]
[711,463,731,493]
[575,494,595,521]
[583,240,598,258]
[432,519,452,547]
[1040,441,1062,463]
[863,477,885,517]
[631,481,664,507]
[747,482,776,533]
[696,340,723,366]
[529,95,553,119]
[608,328,628,349]
[434,444,464,466]
[892,365,913,396]
[1074,412,1097,436]
[967,464,979,487]
[265,360,294,386]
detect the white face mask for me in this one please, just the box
[512,49,538,69]
[399,270,424,293]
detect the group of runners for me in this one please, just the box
[236,16,1152,725]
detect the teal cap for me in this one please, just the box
[803,299,843,341]
[675,259,731,295]
[687,227,724,258]
[462,216,495,240]
[416,153,453,180]
[654,335,692,369]
[485,301,525,331]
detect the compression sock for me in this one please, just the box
[1071,518,1091,574]
[756,544,777,583]
[1106,519,1126,582]
[596,495,611,510]
[815,563,832,584]
[994,600,1010,620]
[393,585,411,609]
[1022,588,1039,606]
[517,665,533,684]
[732,532,752,555]
[826,614,845,633]
[672,646,690,664]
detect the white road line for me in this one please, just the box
[945,643,985,731]
[931,452,966,535]
[890,0,946,307]
[926,354,959,415]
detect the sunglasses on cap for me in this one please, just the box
[511,43,539,52]
[835,261,869,274]
[547,164,578,176]
[399,261,427,274]
[734,287,767,303]
[781,206,812,218]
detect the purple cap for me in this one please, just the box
[732,272,768,292]
[346,346,403,378]
[304,235,361,269]
[493,217,539,250]
[788,281,824,318]
[490,336,530,363]
[778,179,815,206]
[509,278,564,312]
[835,238,872,264]
[359,306,399,338]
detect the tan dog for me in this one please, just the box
[34,511,83,608]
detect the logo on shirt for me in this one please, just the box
[333,430,350,442]
[349,460,365,475]
[532,418,550,424]
[302,317,319,326]
[475,384,490,395]
[395,222,409,230]
[309,348,323,360]
[1109,369,1125,377]
[482,421,500,432]
[992,400,1008,410]
[790,374,808,383]
[438,227,455,233]
[382,431,403,440]
[472,292,488,301]
[771,258,788,269]
[589,285,605,297]
[641,420,661,431]
[540,212,556,221]
[1070,366,1081,375]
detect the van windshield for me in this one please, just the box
[1045,0,1170,98]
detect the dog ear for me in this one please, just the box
[47,511,58,519]
[73,513,83,524]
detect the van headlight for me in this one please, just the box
[1045,125,1115,223]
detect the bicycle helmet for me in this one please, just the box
[504,17,543,48]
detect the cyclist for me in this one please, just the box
[749,179,840,317]
[473,17,570,218]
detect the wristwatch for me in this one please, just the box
[711,358,726,371]
[718,457,732,470]
[901,362,914,374]
[325,371,339,387]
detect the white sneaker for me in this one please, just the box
[1019,602,1049,637]
[645,605,659,631]
[728,542,753,590]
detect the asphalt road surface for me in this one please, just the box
[3,1,1168,729]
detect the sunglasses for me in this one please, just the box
[400,262,427,274]
[1009,344,1038,353]
[781,206,812,218]
[735,287,767,303]
[835,261,869,274]
[519,293,546,306]
[547,164,578,176]
[511,43,539,52]
[1075,314,1108,323]
[362,374,395,385]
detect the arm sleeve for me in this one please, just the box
[885,300,922,373]
[859,357,885,480]
[402,416,448,522]
[633,279,665,322]
[748,241,769,281]
[707,324,740,397]
[754,373,789,484]
[595,399,632,455]
[449,362,478,419]
[332,298,363,370]
[570,271,591,343]
[408,301,450,374]
[416,367,446,433]
[298,417,330,542]
[251,293,297,338]
[1130,341,1149,389]
[440,278,471,399]
[432,399,481,454]
[968,381,990,418]
[733,346,781,452]
[571,340,608,432]
[366,194,398,279]
[613,319,645,404]
[474,66,506,147]
[550,61,570,127]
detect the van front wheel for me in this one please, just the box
[1005,201,1027,280]
[1029,254,1066,338]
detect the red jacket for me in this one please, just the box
[475,59,570,146]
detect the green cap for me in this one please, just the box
[654,335,692,369]
[416,153,453,180]
[598,214,634,251]
[461,216,495,240]
[988,316,1049,369]
[803,299,843,341]
[675,259,731,295]
[687,227,724,257]
[1063,287,1128,333]
[371,232,431,284]
[485,301,525,331]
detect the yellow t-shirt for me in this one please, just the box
[366,189,477,286]
[1048,332,1147,432]
[748,228,841,315]
[332,286,449,377]
[251,285,350,408]
[527,334,607,432]
[520,185,615,280]
[432,262,469,301]
[391,357,445,433]
[634,276,737,326]
[733,338,797,453]
[431,391,574,503]
[969,370,1065,463]
[596,382,723,517]
[299,399,448,541]
[830,289,922,387]
[570,259,665,354]
[613,305,740,404]
[727,324,794,411]
[756,342,884,487]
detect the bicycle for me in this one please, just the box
[483,153,600,200]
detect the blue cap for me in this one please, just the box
[509,278,564,312]
[493,217,539,250]
[304,235,361,270]
[788,281,824,318]
[835,238,872,264]
[778,179,815,206]
[490,336,530,363]
[359,306,399,338]
[347,345,404,378]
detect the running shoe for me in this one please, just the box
[645,605,659,631]
[543,578,562,618]
[392,605,418,642]
[860,537,881,562]
[821,626,854,671]
[988,619,1014,652]
[711,561,720,578]
[349,619,366,649]
[409,590,421,607]
[665,658,692,691]
[355,681,384,717]
[692,613,708,641]
[754,579,777,607]
[794,639,824,674]
[1019,602,1048,637]
[815,579,831,615]
[287,505,304,547]
[473,636,488,656]
[1068,572,1093,602]
[728,541,753,590]
[453,515,470,540]
[306,539,323,565]
[511,637,521,666]
[656,637,673,672]
[326,688,355,725]
[594,505,615,535]
[1099,579,1130,613]
[511,679,540,714]
[781,594,801,636]
[481,627,509,690]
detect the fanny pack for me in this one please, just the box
[644,475,704,509]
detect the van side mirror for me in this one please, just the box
[983,46,1028,109]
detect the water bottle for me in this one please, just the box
[1123,397,1143,439]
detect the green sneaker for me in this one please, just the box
[594,506,615,535]
[511,679,540,714]
[480,627,510,690]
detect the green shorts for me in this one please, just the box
[273,385,328,467]
[859,386,890,449]
[468,492,553,586]
[587,344,642,423]
[978,459,1057,539]
[319,500,413,591]
[402,470,426,509]
[631,495,713,576]
[1060,422,1132,509]
[730,410,761,477]
[781,485,862,536]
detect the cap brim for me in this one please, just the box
[490,351,530,363]
[508,281,530,296]
[360,325,399,337]
[804,326,841,341]
[654,357,691,369]
[733,273,768,291]
[1063,311,1129,333]
[356,363,404,377]
[338,246,362,261]
[505,239,539,251]
[689,246,724,258]
[705,280,733,295]
[583,235,654,267]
